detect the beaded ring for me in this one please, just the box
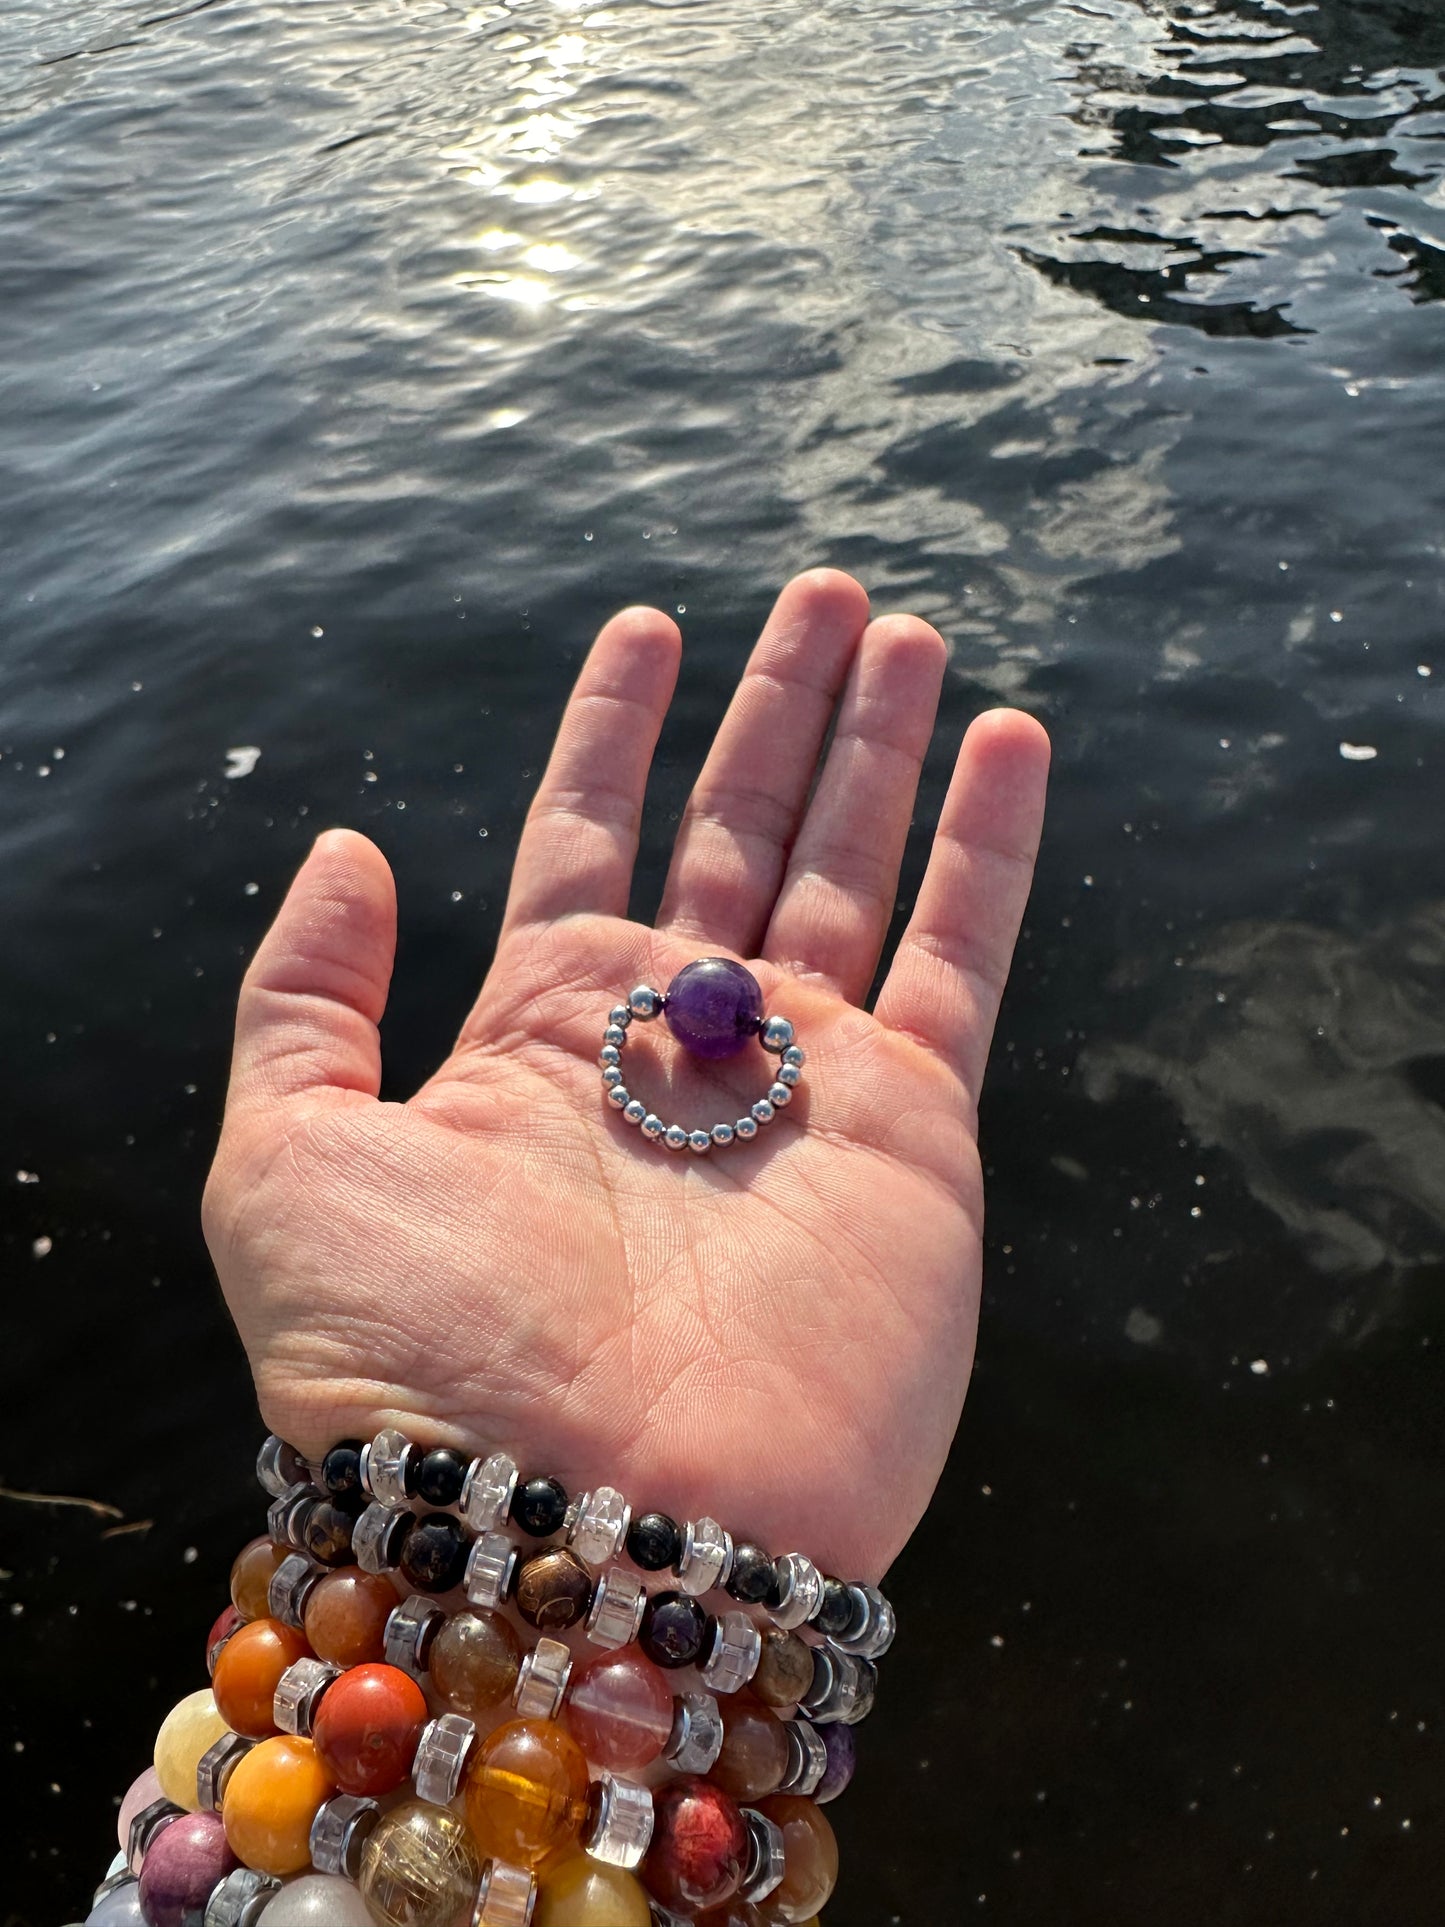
[599,958,805,1151]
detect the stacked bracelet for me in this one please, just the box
[87,1429,892,1927]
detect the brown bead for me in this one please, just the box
[757,1796,837,1921]
[514,1547,594,1632]
[430,1610,522,1718]
[709,1696,789,1802]
[304,1569,399,1670]
[229,1538,290,1621]
[752,1630,813,1710]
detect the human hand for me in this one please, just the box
[202,570,1049,1582]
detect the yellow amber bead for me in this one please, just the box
[222,1734,335,1875]
[534,1851,652,1927]
[153,1688,231,1810]
[465,1718,589,1870]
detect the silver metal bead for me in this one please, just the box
[688,1129,712,1154]
[623,1098,648,1126]
[353,1500,412,1575]
[750,1097,775,1125]
[665,1691,724,1773]
[780,1717,828,1797]
[598,1043,623,1069]
[782,1044,805,1069]
[739,1807,787,1902]
[676,1517,733,1596]
[760,1015,795,1053]
[256,1434,308,1498]
[413,1713,478,1806]
[606,1083,631,1111]
[585,1566,647,1649]
[360,1427,418,1508]
[465,1528,520,1610]
[473,1860,537,1927]
[609,1004,632,1029]
[265,1481,314,1549]
[641,1113,665,1140]
[776,1061,802,1087]
[267,1551,323,1630]
[627,984,663,1020]
[196,1732,253,1812]
[601,1064,625,1089]
[734,1114,759,1140]
[767,1081,792,1108]
[514,1636,573,1719]
[309,1792,381,1878]
[273,1657,340,1736]
[767,1551,823,1630]
[568,1487,632,1567]
[711,1121,735,1146]
[204,1870,282,1927]
[603,1024,629,1048]
[663,1123,689,1151]
[462,1452,520,1533]
[699,1609,762,1695]
[384,1595,444,1676]
[583,1772,655,1869]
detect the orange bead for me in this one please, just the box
[211,1617,312,1739]
[222,1734,335,1876]
[304,1568,399,1669]
[229,1538,291,1621]
[757,1797,837,1922]
[464,1718,589,1869]
[311,1663,428,1797]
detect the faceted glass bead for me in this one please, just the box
[320,1441,365,1502]
[566,1649,673,1771]
[304,1568,399,1668]
[211,1618,313,1739]
[230,1538,290,1621]
[430,1609,521,1718]
[752,1631,813,1710]
[816,1720,855,1803]
[267,1553,323,1631]
[136,1811,237,1927]
[300,1500,356,1569]
[413,1713,477,1806]
[513,1637,573,1720]
[201,1869,282,1926]
[643,1776,748,1914]
[699,1611,762,1697]
[359,1799,482,1927]
[153,1689,231,1810]
[362,1428,419,1508]
[511,1475,569,1538]
[533,1851,651,1927]
[465,1530,520,1611]
[252,1874,374,1926]
[83,1885,146,1926]
[756,1797,838,1922]
[384,1594,444,1675]
[416,1447,468,1508]
[639,1590,707,1669]
[710,1697,789,1801]
[515,1545,593,1630]
[664,959,763,1060]
[221,1735,335,1877]
[310,1792,382,1877]
[117,1767,163,1850]
[256,1435,308,1499]
[626,1512,681,1572]
[399,1513,470,1594]
[566,1486,631,1567]
[726,1546,775,1605]
[311,1663,429,1797]
[582,1772,655,1869]
[353,1502,414,1576]
[765,1554,822,1631]
[584,1567,646,1650]
[666,1692,724,1774]
[677,1518,733,1597]
[464,1717,590,1869]
[461,1451,519,1533]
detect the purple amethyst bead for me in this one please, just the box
[136,1810,238,1927]
[664,957,764,1061]
[816,1719,856,1803]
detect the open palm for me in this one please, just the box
[203,571,1049,1583]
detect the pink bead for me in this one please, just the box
[137,1810,238,1927]
[118,1764,164,1850]
[566,1649,675,1772]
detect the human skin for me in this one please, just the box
[202,569,1050,1583]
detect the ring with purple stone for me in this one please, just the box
[597,958,806,1153]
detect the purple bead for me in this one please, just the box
[664,958,764,1061]
[137,1811,238,1927]
[816,1720,855,1803]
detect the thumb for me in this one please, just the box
[226,828,397,1113]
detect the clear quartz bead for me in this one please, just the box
[413,1713,478,1806]
[465,1529,520,1610]
[584,1567,647,1649]
[360,1427,417,1508]
[801,1646,864,1723]
[196,1732,253,1811]
[676,1517,732,1596]
[567,1487,631,1567]
[267,1552,323,1629]
[384,1594,444,1675]
[204,1869,282,1927]
[256,1436,309,1498]
[780,1718,828,1797]
[767,1551,823,1630]
[699,1610,762,1695]
[664,1691,724,1774]
[353,1500,411,1575]
[461,1452,519,1533]
[583,1772,655,1870]
[266,1482,315,1548]
[831,1582,896,1659]
[513,1635,573,1719]
[309,1793,381,1878]
[472,1859,537,1927]
[273,1656,341,1735]
[739,1807,787,1902]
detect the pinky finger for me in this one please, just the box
[874,709,1050,1099]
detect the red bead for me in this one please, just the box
[311,1662,429,1797]
[206,1604,244,1677]
[643,1776,748,1915]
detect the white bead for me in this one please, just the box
[627,984,663,1019]
[677,1517,732,1596]
[734,1115,759,1140]
[583,1772,655,1870]
[641,1113,665,1140]
[623,1099,648,1126]
[663,1124,689,1151]
[585,1567,647,1649]
[568,1487,632,1567]
[751,1098,775,1125]
[688,1129,712,1154]
[462,1453,519,1533]
[768,1082,791,1108]
[260,1875,374,1926]
[782,1044,805,1069]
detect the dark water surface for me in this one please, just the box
[3,0,1444,1919]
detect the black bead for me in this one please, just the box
[639,1590,708,1669]
[725,1542,775,1604]
[400,1446,424,1499]
[320,1441,364,1500]
[510,1475,569,1538]
[301,1500,356,1569]
[764,1561,791,1612]
[417,1448,468,1509]
[377,1509,415,1569]
[627,1511,682,1572]
[815,1576,855,1637]
[399,1513,470,1594]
